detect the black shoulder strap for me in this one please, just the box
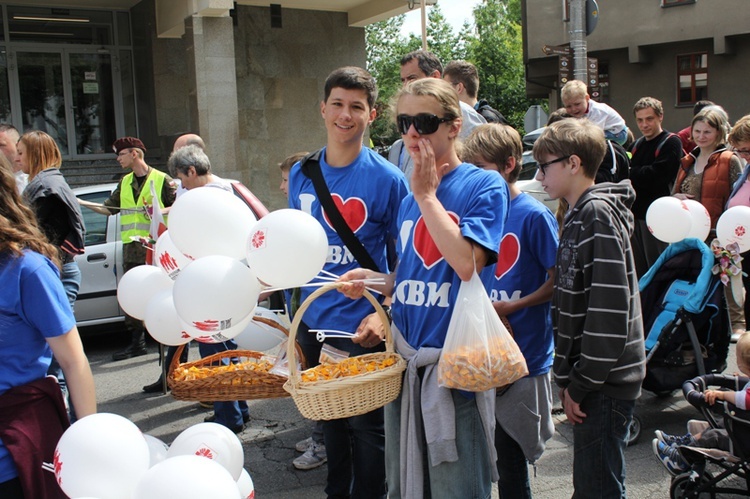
[300,150,380,272]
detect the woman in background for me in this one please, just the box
[0,159,96,498]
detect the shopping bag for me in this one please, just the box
[438,271,528,391]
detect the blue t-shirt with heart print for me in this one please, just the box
[288,146,409,337]
[480,192,558,377]
[392,162,509,349]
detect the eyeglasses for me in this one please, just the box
[397,113,453,135]
[733,148,750,157]
[537,155,571,177]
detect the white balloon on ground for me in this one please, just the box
[54,413,150,499]
[234,309,288,352]
[117,265,173,320]
[646,196,693,243]
[144,290,192,346]
[168,187,257,260]
[166,422,244,481]
[236,468,255,499]
[717,205,750,253]
[132,455,241,499]
[143,434,169,468]
[182,312,254,343]
[246,209,328,289]
[682,199,711,241]
[154,230,193,280]
[173,256,261,336]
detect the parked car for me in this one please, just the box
[73,181,276,329]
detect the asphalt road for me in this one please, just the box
[82,331,744,498]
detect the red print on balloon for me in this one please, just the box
[323,194,367,233]
[195,447,215,459]
[495,233,520,280]
[736,225,746,238]
[412,213,459,269]
[53,448,63,485]
[250,228,267,250]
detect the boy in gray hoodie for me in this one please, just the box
[533,118,646,498]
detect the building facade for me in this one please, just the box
[522,0,750,136]
[6,0,408,210]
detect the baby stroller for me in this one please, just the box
[665,374,750,498]
[630,238,732,444]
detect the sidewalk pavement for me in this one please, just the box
[85,335,738,498]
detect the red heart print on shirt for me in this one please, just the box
[413,213,459,269]
[323,194,368,233]
[495,233,520,280]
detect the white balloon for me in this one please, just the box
[234,311,287,352]
[246,209,328,289]
[166,422,244,481]
[144,290,192,346]
[133,455,241,499]
[717,205,750,253]
[117,265,174,320]
[646,196,693,243]
[682,199,711,241]
[183,313,254,342]
[173,256,261,336]
[143,434,169,468]
[236,468,255,499]
[154,230,193,280]
[54,413,150,499]
[168,188,257,260]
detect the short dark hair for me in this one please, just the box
[443,60,479,99]
[533,119,606,179]
[279,151,309,173]
[323,66,378,109]
[0,123,19,139]
[400,50,443,77]
[547,108,572,125]
[693,100,714,116]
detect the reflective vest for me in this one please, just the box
[119,169,168,244]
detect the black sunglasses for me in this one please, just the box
[397,113,453,135]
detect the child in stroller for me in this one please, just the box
[651,333,750,497]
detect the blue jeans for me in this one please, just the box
[297,321,386,499]
[495,422,531,499]
[50,261,81,422]
[572,392,634,499]
[197,341,248,429]
[385,389,493,499]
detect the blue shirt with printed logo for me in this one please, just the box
[288,146,408,334]
[392,163,509,349]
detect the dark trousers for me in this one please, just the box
[0,477,24,499]
[572,392,635,499]
[296,320,386,499]
[495,423,531,499]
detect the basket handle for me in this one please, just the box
[286,282,393,379]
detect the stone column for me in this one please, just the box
[183,15,240,175]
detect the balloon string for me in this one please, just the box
[41,462,54,474]
[263,279,384,295]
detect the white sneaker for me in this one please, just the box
[293,442,327,470]
[295,436,313,453]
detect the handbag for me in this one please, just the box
[438,265,528,392]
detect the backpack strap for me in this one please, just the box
[300,149,380,272]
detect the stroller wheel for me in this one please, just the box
[670,470,713,499]
[627,415,641,446]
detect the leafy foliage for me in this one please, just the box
[365,0,547,146]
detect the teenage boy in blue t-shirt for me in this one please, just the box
[463,123,559,499]
[287,66,408,499]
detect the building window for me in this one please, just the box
[677,53,708,106]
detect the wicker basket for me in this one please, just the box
[283,283,406,421]
[167,316,306,401]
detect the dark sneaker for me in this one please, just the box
[112,344,147,361]
[655,430,695,447]
[652,439,689,475]
[142,378,167,394]
[204,413,250,424]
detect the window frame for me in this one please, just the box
[676,52,708,107]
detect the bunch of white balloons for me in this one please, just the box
[646,197,750,252]
[116,188,328,348]
[54,413,255,499]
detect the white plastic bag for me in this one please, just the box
[438,271,528,391]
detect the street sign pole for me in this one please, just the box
[569,0,588,83]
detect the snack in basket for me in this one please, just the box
[300,356,397,383]
[172,357,275,383]
[438,343,528,391]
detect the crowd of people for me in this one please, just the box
[2,44,750,499]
